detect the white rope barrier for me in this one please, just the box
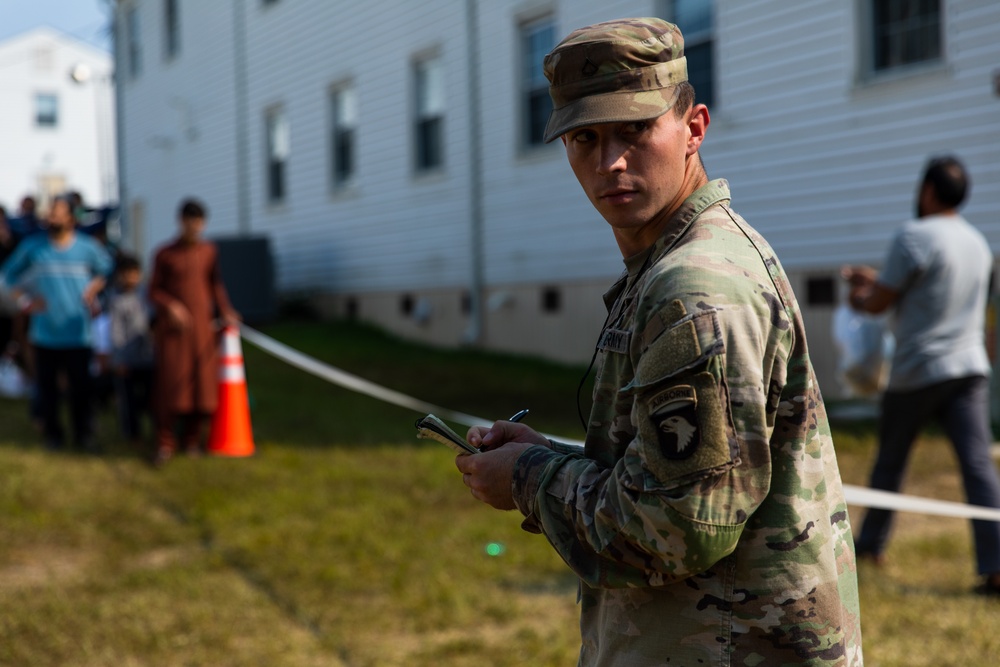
[239,324,1000,523]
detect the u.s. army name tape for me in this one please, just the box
[239,324,1000,523]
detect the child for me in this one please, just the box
[109,255,155,447]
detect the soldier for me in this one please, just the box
[455,18,863,666]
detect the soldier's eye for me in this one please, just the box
[570,129,596,143]
[623,121,649,135]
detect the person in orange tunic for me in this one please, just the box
[149,198,240,466]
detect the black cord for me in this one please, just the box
[575,250,657,435]
[575,322,606,433]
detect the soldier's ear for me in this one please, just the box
[686,104,709,156]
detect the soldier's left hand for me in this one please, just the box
[455,442,535,511]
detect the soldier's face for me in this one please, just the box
[562,105,707,256]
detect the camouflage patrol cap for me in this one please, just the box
[542,17,687,143]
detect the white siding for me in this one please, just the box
[118,1,240,252]
[705,0,1000,272]
[0,28,116,210]
[117,0,1000,378]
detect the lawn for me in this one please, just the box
[1,320,999,666]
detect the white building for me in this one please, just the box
[0,27,117,213]
[113,0,1000,397]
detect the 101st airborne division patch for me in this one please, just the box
[647,385,699,460]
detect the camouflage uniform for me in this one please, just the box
[512,180,863,666]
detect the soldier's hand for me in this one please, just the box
[455,442,535,510]
[467,421,550,453]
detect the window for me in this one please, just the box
[35,93,58,128]
[330,85,358,188]
[125,6,142,78]
[541,286,561,313]
[164,0,180,59]
[662,0,715,108]
[521,16,556,147]
[266,108,290,204]
[806,276,837,307]
[870,0,941,73]
[413,56,444,172]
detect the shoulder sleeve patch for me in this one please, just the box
[634,371,735,489]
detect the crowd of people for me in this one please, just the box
[0,194,238,468]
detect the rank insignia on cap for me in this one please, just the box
[647,385,699,460]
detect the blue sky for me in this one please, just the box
[0,0,111,51]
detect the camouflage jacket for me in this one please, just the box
[512,180,863,666]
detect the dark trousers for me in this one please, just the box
[34,345,93,448]
[856,375,1000,575]
[115,367,154,441]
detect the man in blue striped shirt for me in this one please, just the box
[0,196,113,451]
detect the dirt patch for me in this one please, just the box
[0,546,95,591]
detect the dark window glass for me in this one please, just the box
[542,287,561,313]
[522,18,555,146]
[806,277,837,307]
[164,0,180,59]
[414,58,444,172]
[873,0,941,71]
[663,0,715,108]
[416,117,443,171]
[685,41,714,108]
[401,294,414,316]
[266,109,289,203]
[36,93,58,127]
[330,87,357,186]
[126,7,142,78]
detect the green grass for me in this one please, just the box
[2,320,1000,666]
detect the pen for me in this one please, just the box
[508,409,530,423]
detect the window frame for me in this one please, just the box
[861,0,944,81]
[163,0,180,61]
[660,0,716,109]
[265,106,290,205]
[35,92,58,128]
[412,53,445,174]
[124,5,142,79]
[518,13,557,150]
[329,83,358,191]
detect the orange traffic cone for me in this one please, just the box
[207,326,255,457]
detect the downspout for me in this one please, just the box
[111,4,128,246]
[233,0,251,235]
[463,0,485,345]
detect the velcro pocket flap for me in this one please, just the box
[624,309,724,392]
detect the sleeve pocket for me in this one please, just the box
[632,371,735,490]
[623,308,736,491]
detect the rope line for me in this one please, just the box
[239,324,1000,523]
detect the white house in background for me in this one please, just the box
[113,0,1000,397]
[0,27,117,212]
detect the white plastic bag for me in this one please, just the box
[832,304,894,397]
[0,357,29,399]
